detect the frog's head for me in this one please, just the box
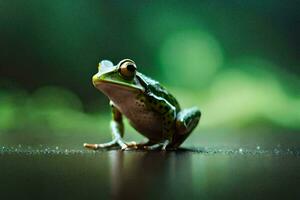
[92,59,144,96]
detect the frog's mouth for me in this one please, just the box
[93,75,144,92]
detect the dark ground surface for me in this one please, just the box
[0,146,299,200]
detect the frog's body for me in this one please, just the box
[97,77,164,141]
[84,59,201,150]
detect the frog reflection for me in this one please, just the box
[108,150,193,199]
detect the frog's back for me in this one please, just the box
[136,73,181,111]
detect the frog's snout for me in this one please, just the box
[92,73,101,87]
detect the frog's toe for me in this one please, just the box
[144,145,161,150]
[83,143,99,150]
[119,142,137,151]
[120,146,128,151]
[121,146,137,151]
[126,141,137,147]
[144,140,170,151]
[83,140,118,150]
[144,143,163,151]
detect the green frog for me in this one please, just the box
[84,59,201,150]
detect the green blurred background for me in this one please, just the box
[0,0,299,148]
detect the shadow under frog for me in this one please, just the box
[108,149,194,200]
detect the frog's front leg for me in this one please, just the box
[84,101,136,150]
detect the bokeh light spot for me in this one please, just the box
[32,86,83,111]
[159,30,223,88]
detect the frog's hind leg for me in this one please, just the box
[170,107,201,149]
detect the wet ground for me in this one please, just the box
[0,146,299,200]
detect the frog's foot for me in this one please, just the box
[144,140,170,151]
[84,139,138,150]
[83,140,118,150]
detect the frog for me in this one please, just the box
[84,59,201,150]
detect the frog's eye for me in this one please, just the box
[119,61,137,79]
